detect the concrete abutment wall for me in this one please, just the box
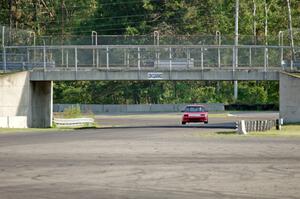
[280,73,300,124]
[0,72,52,128]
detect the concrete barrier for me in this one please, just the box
[127,104,151,112]
[103,105,127,113]
[53,103,225,113]
[150,104,176,112]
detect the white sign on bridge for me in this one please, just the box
[148,72,163,80]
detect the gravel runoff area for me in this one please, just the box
[0,112,300,199]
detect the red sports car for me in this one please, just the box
[181,105,208,125]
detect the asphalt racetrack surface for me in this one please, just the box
[1,112,300,199]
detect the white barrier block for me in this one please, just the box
[8,116,28,128]
[0,117,9,128]
[238,120,247,135]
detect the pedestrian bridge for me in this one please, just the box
[1,44,299,81]
[1,43,300,128]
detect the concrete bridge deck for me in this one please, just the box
[30,69,280,81]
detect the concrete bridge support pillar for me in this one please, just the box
[0,72,53,128]
[280,72,300,124]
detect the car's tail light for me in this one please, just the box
[184,114,189,117]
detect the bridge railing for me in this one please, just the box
[1,45,299,72]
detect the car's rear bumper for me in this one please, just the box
[182,117,208,123]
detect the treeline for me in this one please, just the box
[1,0,299,37]
[53,81,279,105]
[0,0,297,105]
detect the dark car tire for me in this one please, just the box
[204,121,208,124]
[182,122,186,125]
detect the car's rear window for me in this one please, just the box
[185,106,206,112]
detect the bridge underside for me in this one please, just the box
[30,69,279,81]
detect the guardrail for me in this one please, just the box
[236,119,282,134]
[53,118,95,127]
[1,45,300,73]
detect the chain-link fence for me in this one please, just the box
[0,25,35,46]
[0,25,35,70]
[1,25,300,72]
[3,45,299,72]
